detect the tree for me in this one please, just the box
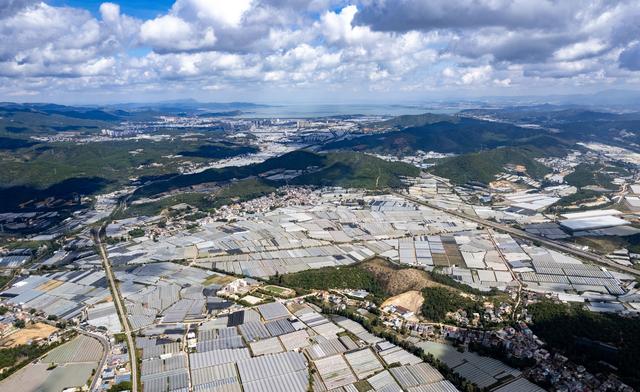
[108,381,132,392]
[128,228,145,238]
[13,319,26,328]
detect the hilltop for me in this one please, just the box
[461,106,640,150]
[273,258,437,299]
[429,141,566,184]
[324,116,548,155]
[372,112,457,130]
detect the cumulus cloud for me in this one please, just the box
[320,5,360,43]
[138,0,313,53]
[140,15,216,52]
[100,3,140,44]
[0,3,105,77]
[171,0,253,28]
[0,0,640,100]
[442,65,494,85]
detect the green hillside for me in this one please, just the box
[132,150,324,198]
[421,287,481,322]
[0,106,116,136]
[0,138,260,211]
[564,162,628,190]
[274,265,385,297]
[1,140,257,189]
[114,192,214,219]
[374,113,457,130]
[325,116,550,155]
[213,178,276,207]
[293,152,419,188]
[529,300,640,389]
[460,106,640,151]
[117,178,276,218]
[429,146,551,184]
[134,150,419,199]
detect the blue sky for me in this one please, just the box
[51,0,174,19]
[1,0,639,104]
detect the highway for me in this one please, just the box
[392,191,640,277]
[94,227,139,392]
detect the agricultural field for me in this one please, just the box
[41,334,103,364]
[0,334,103,392]
[0,361,98,392]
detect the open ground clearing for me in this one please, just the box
[0,323,58,348]
[381,290,425,315]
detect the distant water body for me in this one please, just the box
[238,104,459,118]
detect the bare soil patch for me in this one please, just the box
[382,290,424,314]
[360,258,441,296]
[1,322,58,348]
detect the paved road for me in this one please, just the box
[392,191,640,277]
[94,228,138,392]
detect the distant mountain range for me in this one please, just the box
[435,89,640,110]
[324,106,640,184]
[0,100,270,123]
[102,99,270,113]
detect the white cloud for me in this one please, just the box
[1,0,640,101]
[172,0,253,28]
[140,15,216,52]
[0,2,121,77]
[320,5,358,43]
[100,2,120,24]
[461,65,492,84]
[319,5,384,46]
[553,39,607,61]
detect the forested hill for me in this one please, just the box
[325,116,551,155]
[132,150,420,199]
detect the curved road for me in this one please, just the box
[94,227,139,392]
[393,191,640,277]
